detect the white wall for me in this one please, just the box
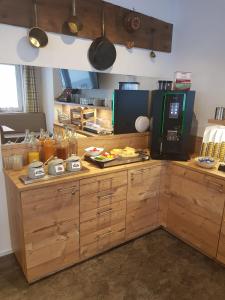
[171,0,225,136]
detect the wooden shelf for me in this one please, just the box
[55,101,112,111]
[0,0,173,53]
[208,119,225,126]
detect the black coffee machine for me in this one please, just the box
[150,90,195,161]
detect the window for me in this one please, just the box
[0,64,23,112]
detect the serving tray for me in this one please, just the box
[19,166,89,185]
[85,151,150,168]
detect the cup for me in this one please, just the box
[3,156,14,170]
[215,107,225,120]
[12,154,23,171]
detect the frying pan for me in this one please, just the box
[88,5,116,71]
[67,0,82,34]
[28,0,48,48]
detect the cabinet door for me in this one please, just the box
[217,210,225,264]
[167,165,225,258]
[126,165,161,240]
[21,181,80,282]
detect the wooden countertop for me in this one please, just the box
[4,159,164,192]
[5,158,225,192]
[173,160,225,180]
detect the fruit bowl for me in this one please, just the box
[85,147,104,157]
[195,156,217,169]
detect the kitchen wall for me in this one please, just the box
[1,0,224,256]
[171,0,225,136]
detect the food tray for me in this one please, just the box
[85,151,150,168]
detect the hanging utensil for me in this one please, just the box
[28,0,48,48]
[88,4,117,71]
[67,0,82,34]
[126,41,135,49]
[150,28,156,58]
[124,9,141,33]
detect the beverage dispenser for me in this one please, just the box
[150,90,195,161]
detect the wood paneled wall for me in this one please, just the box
[0,0,173,53]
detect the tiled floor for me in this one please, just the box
[1,229,225,300]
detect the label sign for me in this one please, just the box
[34,167,45,177]
[55,165,65,173]
[71,162,81,170]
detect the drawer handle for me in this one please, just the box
[205,179,223,192]
[97,208,112,216]
[98,193,113,200]
[57,187,78,194]
[97,230,112,239]
[131,169,143,176]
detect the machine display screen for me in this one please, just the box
[169,102,179,119]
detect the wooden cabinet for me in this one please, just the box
[80,172,127,259]
[7,160,225,283]
[8,180,80,282]
[166,165,225,258]
[217,208,225,264]
[126,165,161,240]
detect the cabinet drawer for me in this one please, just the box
[167,201,220,258]
[80,223,125,259]
[22,181,79,202]
[128,165,161,186]
[80,221,125,247]
[128,166,161,202]
[80,185,127,213]
[80,171,127,196]
[21,183,79,234]
[169,165,225,193]
[25,219,79,272]
[80,200,126,237]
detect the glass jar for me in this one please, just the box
[27,132,40,164]
[43,136,56,162]
[68,131,77,156]
[56,136,68,160]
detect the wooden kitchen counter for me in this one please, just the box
[5,157,225,283]
[5,158,225,192]
[173,160,225,181]
[4,159,164,192]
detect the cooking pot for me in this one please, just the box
[48,157,65,176]
[28,0,48,48]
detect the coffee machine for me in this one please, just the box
[150,90,195,161]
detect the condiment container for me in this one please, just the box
[48,157,65,176]
[43,137,56,161]
[56,138,68,160]
[28,151,40,164]
[66,154,82,172]
[28,161,45,179]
